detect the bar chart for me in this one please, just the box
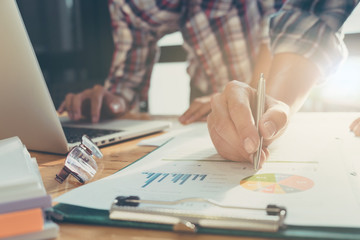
[142,172,207,188]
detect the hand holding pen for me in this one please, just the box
[207,75,290,168]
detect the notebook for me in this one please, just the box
[0,136,59,239]
[0,0,171,154]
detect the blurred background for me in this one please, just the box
[17,0,360,115]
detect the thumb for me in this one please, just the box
[259,100,289,141]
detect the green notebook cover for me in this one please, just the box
[51,203,360,240]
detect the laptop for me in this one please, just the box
[0,0,171,154]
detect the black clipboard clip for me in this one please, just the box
[109,196,287,233]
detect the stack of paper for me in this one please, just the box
[0,137,58,240]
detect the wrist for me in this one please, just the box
[266,53,319,113]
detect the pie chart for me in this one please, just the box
[240,173,314,194]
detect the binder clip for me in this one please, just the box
[109,196,287,233]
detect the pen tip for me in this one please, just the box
[260,73,264,78]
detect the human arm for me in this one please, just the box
[207,0,359,165]
[207,52,318,164]
[58,0,159,123]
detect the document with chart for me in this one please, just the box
[55,113,360,228]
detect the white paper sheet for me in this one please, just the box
[55,112,360,228]
[137,122,205,147]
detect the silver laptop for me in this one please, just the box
[0,0,171,154]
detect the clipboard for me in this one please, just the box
[108,196,287,233]
[51,202,360,240]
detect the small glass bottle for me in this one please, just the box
[55,135,103,184]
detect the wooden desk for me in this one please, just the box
[32,116,269,240]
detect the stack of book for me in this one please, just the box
[0,137,58,240]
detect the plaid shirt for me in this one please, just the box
[105,0,358,108]
[270,0,359,78]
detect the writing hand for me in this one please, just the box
[207,81,289,166]
[57,85,128,123]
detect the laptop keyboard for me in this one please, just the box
[62,127,122,144]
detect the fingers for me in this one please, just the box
[179,95,212,124]
[57,91,88,121]
[207,118,250,161]
[208,109,267,165]
[90,85,106,123]
[208,93,243,156]
[60,93,76,120]
[57,85,118,123]
[224,81,259,155]
[72,93,84,121]
[207,80,288,167]
[207,81,260,163]
[259,100,290,144]
[350,118,360,136]
[57,101,66,114]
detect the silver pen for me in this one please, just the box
[253,73,266,170]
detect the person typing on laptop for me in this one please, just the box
[0,0,171,154]
[58,0,285,124]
